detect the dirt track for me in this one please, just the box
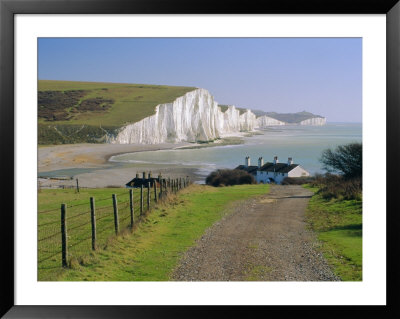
[172,185,339,281]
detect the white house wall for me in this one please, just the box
[255,165,309,184]
[256,171,288,184]
[287,165,310,177]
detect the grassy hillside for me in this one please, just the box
[38,184,269,281]
[305,185,362,281]
[38,80,196,144]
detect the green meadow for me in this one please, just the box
[38,80,196,126]
[305,186,362,281]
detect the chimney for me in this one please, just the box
[245,156,250,167]
[258,157,264,168]
[287,157,293,165]
[273,156,279,165]
[136,173,139,179]
[148,172,152,179]
[142,172,146,180]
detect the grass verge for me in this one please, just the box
[40,183,269,281]
[304,185,362,281]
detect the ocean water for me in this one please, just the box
[110,123,362,179]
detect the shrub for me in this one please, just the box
[311,173,362,200]
[205,169,256,187]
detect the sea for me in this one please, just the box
[110,123,362,181]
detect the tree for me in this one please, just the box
[320,142,362,179]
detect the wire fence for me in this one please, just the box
[38,176,191,270]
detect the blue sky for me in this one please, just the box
[38,38,362,122]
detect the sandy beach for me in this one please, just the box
[38,142,204,188]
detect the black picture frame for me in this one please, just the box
[1,0,399,317]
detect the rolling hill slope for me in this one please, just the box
[38,80,196,144]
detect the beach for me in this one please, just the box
[38,142,203,188]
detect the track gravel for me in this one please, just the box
[172,185,340,281]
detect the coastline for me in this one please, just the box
[38,138,244,188]
[38,142,191,172]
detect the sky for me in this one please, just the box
[38,38,362,122]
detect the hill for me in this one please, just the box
[38,81,325,145]
[38,80,196,126]
[38,80,196,144]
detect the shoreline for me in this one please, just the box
[38,137,246,188]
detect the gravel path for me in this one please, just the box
[172,185,340,281]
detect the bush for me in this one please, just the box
[205,169,256,187]
[311,173,362,200]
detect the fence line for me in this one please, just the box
[38,176,191,269]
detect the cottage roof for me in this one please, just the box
[234,165,259,174]
[259,162,299,173]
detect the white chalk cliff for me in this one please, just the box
[111,88,257,144]
[299,117,327,126]
[256,115,286,127]
[110,88,326,144]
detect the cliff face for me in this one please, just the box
[299,117,327,126]
[113,89,221,144]
[111,88,326,144]
[256,115,286,127]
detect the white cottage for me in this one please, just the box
[255,156,310,184]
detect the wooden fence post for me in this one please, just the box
[129,189,134,229]
[90,197,96,251]
[154,181,158,203]
[147,182,151,210]
[140,185,144,215]
[160,179,164,198]
[61,203,68,267]
[76,178,80,193]
[112,194,119,234]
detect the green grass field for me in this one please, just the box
[38,184,269,281]
[38,187,151,280]
[304,186,362,281]
[38,80,196,127]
